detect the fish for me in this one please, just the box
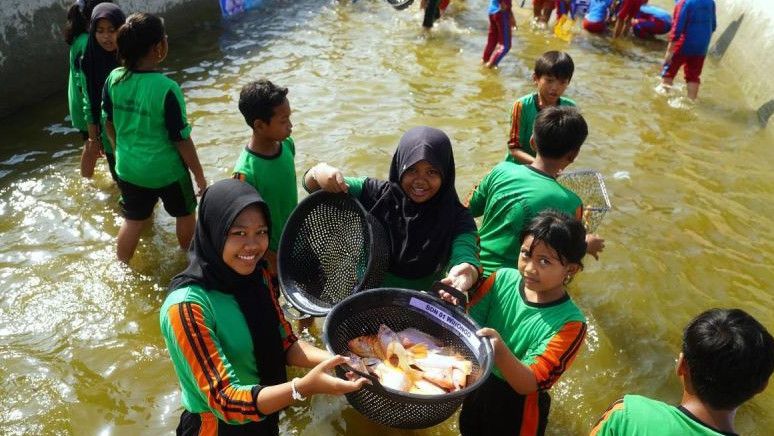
[397,327,442,350]
[378,324,412,370]
[348,334,384,359]
[371,361,418,392]
[409,378,448,396]
[347,324,474,395]
[410,348,473,375]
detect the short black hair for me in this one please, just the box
[239,80,289,128]
[682,308,774,410]
[521,210,587,268]
[533,106,588,159]
[534,50,574,81]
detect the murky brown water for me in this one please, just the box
[1,0,772,434]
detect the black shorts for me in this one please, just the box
[459,374,551,435]
[117,175,196,221]
[176,410,279,436]
[104,151,118,182]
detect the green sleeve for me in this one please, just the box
[468,274,497,325]
[80,69,93,124]
[285,137,295,156]
[343,176,367,199]
[448,231,480,271]
[467,172,490,218]
[590,399,626,436]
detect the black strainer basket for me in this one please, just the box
[323,288,493,429]
[277,191,389,317]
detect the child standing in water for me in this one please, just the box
[507,51,576,164]
[161,179,368,435]
[231,79,313,330]
[659,0,716,100]
[304,126,481,295]
[482,0,515,68]
[80,3,124,180]
[103,13,207,263]
[458,211,589,435]
[63,1,108,154]
[473,106,604,277]
[232,80,296,280]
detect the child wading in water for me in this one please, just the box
[80,2,125,180]
[482,0,516,68]
[507,51,576,165]
[451,211,589,435]
[104,13,207,263]
[63,0,108,156]
[161,180,368,435]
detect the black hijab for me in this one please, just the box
[169,179,287,393]
[360,126,477,279]
[81,3,125,127]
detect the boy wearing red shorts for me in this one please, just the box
[660,0,716,100]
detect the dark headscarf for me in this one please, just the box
[169,179,287,396]
[81,3,125,126]
[360,127,477,279]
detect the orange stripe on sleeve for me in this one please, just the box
[468,272,497,307]
[262,268,298,351]
[589,399,625,436]
[508,100,523,149]
[529,321,587,390]
[168,303,263,423]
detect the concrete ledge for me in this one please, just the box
[0,0,220,118]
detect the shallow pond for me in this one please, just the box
[1,0,772,434]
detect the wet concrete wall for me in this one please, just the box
[710,0,774,127]
[0,0,220,118]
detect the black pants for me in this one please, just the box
[459,375,551,436]
[176,410,279,436]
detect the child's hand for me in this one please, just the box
[195,175,207,196]
[313,163,348,193]
[441,262,479,294]
[298,355,370,397]
[477,327,506,356]
[585,234,605,260]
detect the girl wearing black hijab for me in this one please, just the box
[161,179,367,435]
[79,2,124,180]
[303,126,481,296]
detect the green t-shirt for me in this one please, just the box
[506,93,576,163]
[160,282,297,424]
[468,268,586,384]
[67,33,88,132]
[468,163,582,276]
[591,395,739,436]
[345,176,480,290]
[233,138,297,252]
[103,68,191,188]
